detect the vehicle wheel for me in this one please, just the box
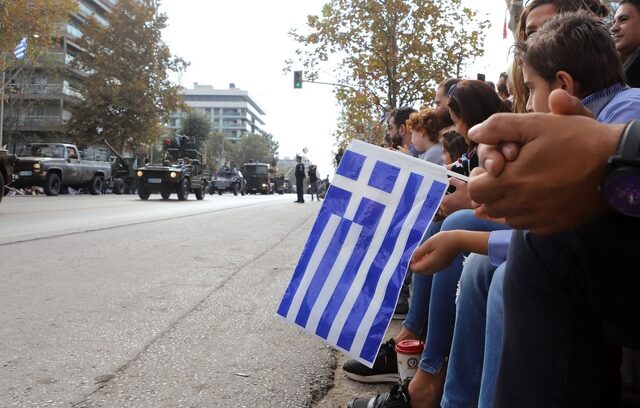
[176,178,190,201]
[113,178,125,195]
[88,175,103,195]
[195,186,205,200]
[0,171,4,203]
[218,190,222,196]
[208,184,214,195]
[232,183,239,196]
[161,191,171,200]
[138,185,150,200]
[241,187,245,196]
[44,172,61,196]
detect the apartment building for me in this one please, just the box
[1,0,114,150]
[169,83,266,143]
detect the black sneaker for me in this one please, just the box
[392,296,409,320]
[347,378,411,408]
[343,338,400,383]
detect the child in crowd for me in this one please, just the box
[439,128,467,166]
[406,109,447,165]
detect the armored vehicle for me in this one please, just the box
[12,143,112,196]
[135,136,208,201]
[209,167,246,196]
[241,162,271,195]
[0,149,16,204]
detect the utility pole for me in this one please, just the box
[1,54,6,148]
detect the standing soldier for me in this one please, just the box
[294,155,305,203]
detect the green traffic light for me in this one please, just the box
[294,70,303,89]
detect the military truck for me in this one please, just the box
[241,162,271,194]
[209,167,246,196]
[12,143,112,196]
[135,136,208,201]
[0,149,16,204]
[103,139,137,194]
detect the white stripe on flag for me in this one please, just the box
[286,214,341,320]
[304,222,363,334]
[326,168,413,347]
[349,177,435,359]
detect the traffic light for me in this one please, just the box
[293,70,303,89]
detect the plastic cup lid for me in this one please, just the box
[395,339,424,354]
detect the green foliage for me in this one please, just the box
[204,131,235,169]
[65,0,188,152]
[181,111,211,150]
[288,0,489,146]
[230,133,276,166]
[0,0,77,69]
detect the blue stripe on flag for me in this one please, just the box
[336,150,366,181]
[368,160,400,193]
[359,179,448,361]
[315,197,385,339]
[277,186,351,318]
[295,217,353,327]
[336,172,424,351]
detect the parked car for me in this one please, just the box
[135,137,208,201]
[241,162,271,194]
[209,167,246,196]
[12,143,112,196]
[0,149,16,204]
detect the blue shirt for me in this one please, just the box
[581,83,640,124]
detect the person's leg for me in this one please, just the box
[441,254,497,408]
[478,261,506,408]
[494,229,603,408]
[409,210,508,407]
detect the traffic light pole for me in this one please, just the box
[302,79,386,111]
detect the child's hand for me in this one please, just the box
[410,231,462,275]
[440,178,472,216]
[396,145,412,155]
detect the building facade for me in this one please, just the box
[169,83,266,143]
[1,0,115,150]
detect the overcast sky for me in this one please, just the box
[158,0,513,176]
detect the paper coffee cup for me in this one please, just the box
[395,339,424,381]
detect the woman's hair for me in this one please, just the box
[440,128,468,163]
[406,108,447,143]
[515,11,624,99]
[447,80,511,146]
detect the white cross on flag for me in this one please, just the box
[277,140,448,367]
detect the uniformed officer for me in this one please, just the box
[294,155,305,203]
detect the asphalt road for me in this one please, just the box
[0,193,336,407]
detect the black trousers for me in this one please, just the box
[296,178,304,202]
[495,213,640,407]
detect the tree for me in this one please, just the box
[231,133,275,166]
[181,110,211,150]
[66,0,188,152]
[204,131,235,169]
[262,132,280,165]
[287,0,489,146]
[0,0,76,70]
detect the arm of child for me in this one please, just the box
[410,230,490,275]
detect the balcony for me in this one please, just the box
[15,115,64,131]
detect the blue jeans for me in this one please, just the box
[401,209,508,374]
[440,255,505,408]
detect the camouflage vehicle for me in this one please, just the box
[209,167,246,196]
[103,139,138,194]
[0,149,16,204]
[135,136,208,201]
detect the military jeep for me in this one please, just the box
[135,137,208,201]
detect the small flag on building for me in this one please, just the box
[13,37,28,60]
[277,140,448,367]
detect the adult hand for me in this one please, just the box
[439,178,472,217]
[474,90,595,177]
[410,231,462,275]
[467,90,623,234]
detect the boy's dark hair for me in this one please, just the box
[440,129,468,162]
[620,0,640,11]
[393,107,417,129]
[515,11,624,99]
[447,80,511,131]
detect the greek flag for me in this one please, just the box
[277,140,448,366]
[13,37,27,60]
